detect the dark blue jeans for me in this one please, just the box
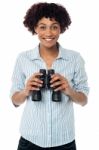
[17,137,76,150]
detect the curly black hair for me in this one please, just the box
[23,2,71,35]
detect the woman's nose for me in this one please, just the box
[45,28,52,36]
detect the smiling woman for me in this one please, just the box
[34,18,61,50]
[10,2,89,150]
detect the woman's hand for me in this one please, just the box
[50,73,72,96]
[11,72,43,106]
[50,73,87,106]
[24,72,43,96]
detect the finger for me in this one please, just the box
[54,82,69,91]
[28,74,43,84]
[33,72,43,77]
[29,72,43,80]
[31,78,43,84]
[50,75,61,83]
[31,87,40,91]
[54,84,66,91]
[31,81,42,87]
[26,81,42,88]
[50,80,61,88]
[26,85,40,91]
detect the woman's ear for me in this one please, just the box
[34,27,38,34]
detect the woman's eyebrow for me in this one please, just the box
[38,23,59,25]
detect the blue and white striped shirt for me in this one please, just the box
[10,44,89,147]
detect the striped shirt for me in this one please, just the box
[10,44,89,148]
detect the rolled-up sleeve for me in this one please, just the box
[73,54,89,96]
[10,54,25,98]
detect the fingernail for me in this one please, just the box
[54,89,57,91]
[50,84,53,87]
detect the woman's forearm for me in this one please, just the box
[11,90,29,106]
[68,88,87,106]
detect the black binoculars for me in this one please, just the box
[32,69,61,102]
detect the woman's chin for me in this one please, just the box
[40,42,57,49]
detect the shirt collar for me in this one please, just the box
[29,45,41,60]
[29,43,69,61]
[56,45,69,60]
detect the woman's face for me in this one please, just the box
[35,17,61,48]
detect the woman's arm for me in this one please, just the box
[11,72,43,106]
[65,87,87,106]
[11,90,29,106]
[51,73,88,106]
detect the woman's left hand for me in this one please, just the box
[50,73,87,106]
[50,73,72,96]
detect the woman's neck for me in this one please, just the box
[39,43,59,69]
[39,43,59,58]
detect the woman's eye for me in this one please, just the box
[53,26,58,29]
[39,26,46,30]
[52,26,59,30]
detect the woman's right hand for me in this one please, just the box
[11,72,43,106]
[23,72,43,97]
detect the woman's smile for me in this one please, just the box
[35,17,61,48]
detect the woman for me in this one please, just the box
[10,2,89,150]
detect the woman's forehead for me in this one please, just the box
[37,17,59,25]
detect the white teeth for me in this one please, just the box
[45,38,53,41]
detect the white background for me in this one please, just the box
[0,0,99,149]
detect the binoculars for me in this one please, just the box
[32,69,61,102]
